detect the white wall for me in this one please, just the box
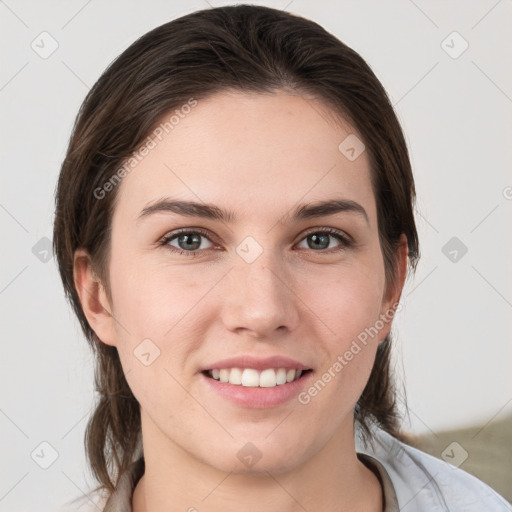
[1,1,511,510]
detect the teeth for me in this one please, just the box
[259,369,276,387]
[276,368,287,385]
[241,368,259,387]
[229,367,243,385]
[207,367,305,387]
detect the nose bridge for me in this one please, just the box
[241,256,282,299]
[220,245,299,336]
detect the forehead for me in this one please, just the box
[113,90,375,226]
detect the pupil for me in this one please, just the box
[309,233,329,250]
[179,233,201,250]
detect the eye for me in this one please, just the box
[296,228,352,252]
[159,229,215,256]
[158,227,352,257]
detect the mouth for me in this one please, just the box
[203,367,313,388]
[200,355,314,407]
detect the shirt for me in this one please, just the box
[79,424,511,511]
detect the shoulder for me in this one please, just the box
[357,425,511,511]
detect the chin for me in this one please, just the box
[199,434,311,476]
[212,452,303,476]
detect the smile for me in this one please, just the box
[205,367,308,388]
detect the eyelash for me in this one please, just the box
[157,227,353,257]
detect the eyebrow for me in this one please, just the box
[137,197,369,225]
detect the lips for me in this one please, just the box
[201,362,314,408]
[203,355,310,371]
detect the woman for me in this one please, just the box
[53,5,510,511]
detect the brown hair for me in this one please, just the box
[53,4,419,494]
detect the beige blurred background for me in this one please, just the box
[408,414,512,502]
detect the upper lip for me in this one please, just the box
[202,355,311,372]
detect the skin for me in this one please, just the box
[74,90,408,512]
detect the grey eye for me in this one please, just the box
[168,232,213,252]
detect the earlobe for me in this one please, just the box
[73,248,117,347]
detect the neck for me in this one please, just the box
[132,413,383,512]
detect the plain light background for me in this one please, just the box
[1,0,511,510]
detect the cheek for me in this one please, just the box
[302,261,385,342]
[296,278,382,431]
[108,259,204,420]
[297,261,385,404]
[108,253,219,401]
[109,250,209,338]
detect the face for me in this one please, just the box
[84,90,402,475]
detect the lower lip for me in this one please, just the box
[201,371,313,408]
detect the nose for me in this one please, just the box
[220,254,300,339]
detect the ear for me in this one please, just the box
[378,234,408,339]
[73,248,117,347]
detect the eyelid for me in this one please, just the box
[158,227,217,248]
[298,226,353,245]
